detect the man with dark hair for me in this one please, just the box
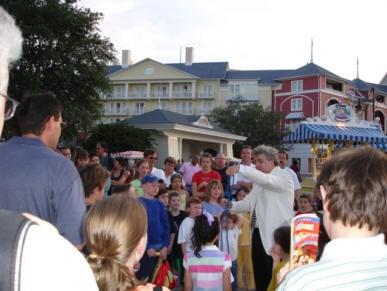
[278,150,301,198]
[0,93,87,247]
[144,148,166,181]
[278,147,387,290]
[231,145,254,191]
[95,141,113,170]
[58,145,72,159]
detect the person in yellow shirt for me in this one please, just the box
[235,188,255,290]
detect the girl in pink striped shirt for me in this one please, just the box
[183,212,232,291]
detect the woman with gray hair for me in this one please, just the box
[226,144,294,291]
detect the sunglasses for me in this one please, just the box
[0,93,20,121]
[148,156,158,160]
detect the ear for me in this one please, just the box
[320,185,328,211]
[134,235,147,262]
[44,116,56,131]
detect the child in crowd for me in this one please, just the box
[110,183,136,198]
[85,194,169,291]
[169,173,189,210]
[156,188,177,257]
[267,226,291,291]
[202,179,224,217]
[130,159,149,197]
[219,212,241,291]
[168,192,188,286]
[295,193,315,216]
[234,188,255,290]
[137,175,170,281]
[79,163,109,211]
[178,197,202,255]
[184,213,232,291]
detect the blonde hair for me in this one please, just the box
[85,194,147,291]
[204,179,224,203]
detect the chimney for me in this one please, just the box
[122,50,133,67]
[185,47,194,66]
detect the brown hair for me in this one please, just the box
[298,193,313,203]
[199,152,213,164]
[79,164,109,198]
[204,179,224,203]
[168,191,180,200]
[187,197,202,208]
[221,211,238,224]
[133,159,149,179]
[85,194,147,291]
[317,146,387,231]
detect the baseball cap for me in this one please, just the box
[141,175,159,185]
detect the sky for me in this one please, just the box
[78,0,387,83]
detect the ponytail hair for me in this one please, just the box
[85,194,147,291]
[191,213,220,258]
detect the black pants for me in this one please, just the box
[251,228,273,291]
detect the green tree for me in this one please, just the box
[209,99,288,156]
[3,0,115,140]
[84,123,153,154]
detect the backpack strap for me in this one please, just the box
[0,209,35,291]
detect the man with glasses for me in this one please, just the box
[0,93,86,248]
[144,149,166,182]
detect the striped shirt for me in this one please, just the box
[277,234,387,291]
[183,245,231,291]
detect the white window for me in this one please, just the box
[229,84,241,94]
[116,103,121,113]
[200,84,213,97]
[112,85,125,98]
[200,101,213,114]
[175,101,193,114]
[157,84,168,97]
[291,80,303,92]
[291,98,303,111]
[134,102,144,114]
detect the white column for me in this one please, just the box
[147,82,151,99]
[192,81,196,99]
[125,83,128,99]
[169,82,173,99]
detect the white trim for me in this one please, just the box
[130,123,246,141]
[320,89,346,98]
[279,94,315,116]
[276,89,319,97]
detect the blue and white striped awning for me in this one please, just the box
[284,123,387,144]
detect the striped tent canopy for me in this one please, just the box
[111,151,144,159]
[284,123,387,144]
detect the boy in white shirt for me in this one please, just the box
[177,197,202,255]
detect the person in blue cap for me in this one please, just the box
[136,175,170,281]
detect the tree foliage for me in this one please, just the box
[209,99,288,156]
[2,0,115,140]
[83,123,153,154]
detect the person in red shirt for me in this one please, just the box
[191,153,221,201]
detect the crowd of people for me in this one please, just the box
[0,6,386,291]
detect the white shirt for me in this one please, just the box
[230,166,294,254]
[219,227,241,261]
[277,234,387,291]
[177,216,195,253]
[284,167,301,191]
[21,224,98,291]
[150,167,166,182]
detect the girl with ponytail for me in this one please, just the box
[85,194,169,291]
[183,212,232,291]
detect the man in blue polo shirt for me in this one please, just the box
[0,93,86,248]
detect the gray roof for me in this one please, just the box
[107,65,124,75]
[122,109,231,134]
[351,78,387,94]
[226,70,293,84]
[166,62,229,79]
[277,63,347,81]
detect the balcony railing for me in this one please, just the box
[172,90,193,98]
[128,91,147,99]
[199,92,214,98]
[150,91,169,98]
[104,108,130,116]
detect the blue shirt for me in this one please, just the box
[138,197,170,249]
[0,136,86,245]
[202,202,224,217]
